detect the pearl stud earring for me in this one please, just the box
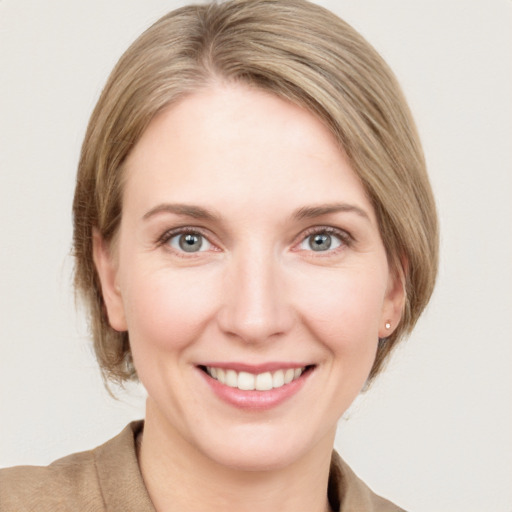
[385,322,391,330]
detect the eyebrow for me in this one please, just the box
[292,203,370,221]
[142,202,370,223]
[142,203,219,221]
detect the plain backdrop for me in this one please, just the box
[1,1,511,511]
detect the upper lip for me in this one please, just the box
[197,362,313,373]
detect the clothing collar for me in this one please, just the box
[93,421,155,511]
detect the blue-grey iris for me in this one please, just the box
[179,233,203,252]
[309,233,332,251]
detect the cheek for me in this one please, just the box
[293,266,387,353]
[121,267,220,353]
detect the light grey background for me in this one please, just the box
[1,1,511,510]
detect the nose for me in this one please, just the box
[216,248,295,344]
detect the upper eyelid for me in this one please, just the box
[292,225,353,253]
[157,226,216,246]
[155,224,352,249]
[297,225,352,241]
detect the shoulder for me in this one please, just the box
[330,451,407,512]
[0,448,103,511]
[0,421,150,512]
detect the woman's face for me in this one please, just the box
[95,83,403,471]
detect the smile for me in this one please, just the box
[204,366,308,391]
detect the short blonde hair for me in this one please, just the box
[73,0,438,385]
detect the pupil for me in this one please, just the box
[179,234,202,252]
[311,233,331,251]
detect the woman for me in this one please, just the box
[0,0,438,510]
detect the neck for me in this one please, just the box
[138,400,335,512]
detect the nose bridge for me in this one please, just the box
[217,243,293,343]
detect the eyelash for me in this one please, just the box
[297,226,353,254]
[156,225,353,256]
[156,227,216,256]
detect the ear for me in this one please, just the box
[92,228,127,332]
[379,264,406,338]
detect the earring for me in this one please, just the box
[385,322,391,330]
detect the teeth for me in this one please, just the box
[255,372,273,391]
[206,366,306,390]
[284,368,295,384]
[238,372,255,390]
[225,369,237,387]
[272,370,284,388]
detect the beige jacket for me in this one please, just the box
[0,421,405,511]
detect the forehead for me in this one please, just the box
[122,83,375,222]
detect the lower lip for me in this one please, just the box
[198,368,312,410]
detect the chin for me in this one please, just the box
[206,443,304,472]
[193,423,335,473]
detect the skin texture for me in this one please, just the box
[93,82,404,511]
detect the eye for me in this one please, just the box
[167,231,212,253]
[299,229,346,252]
